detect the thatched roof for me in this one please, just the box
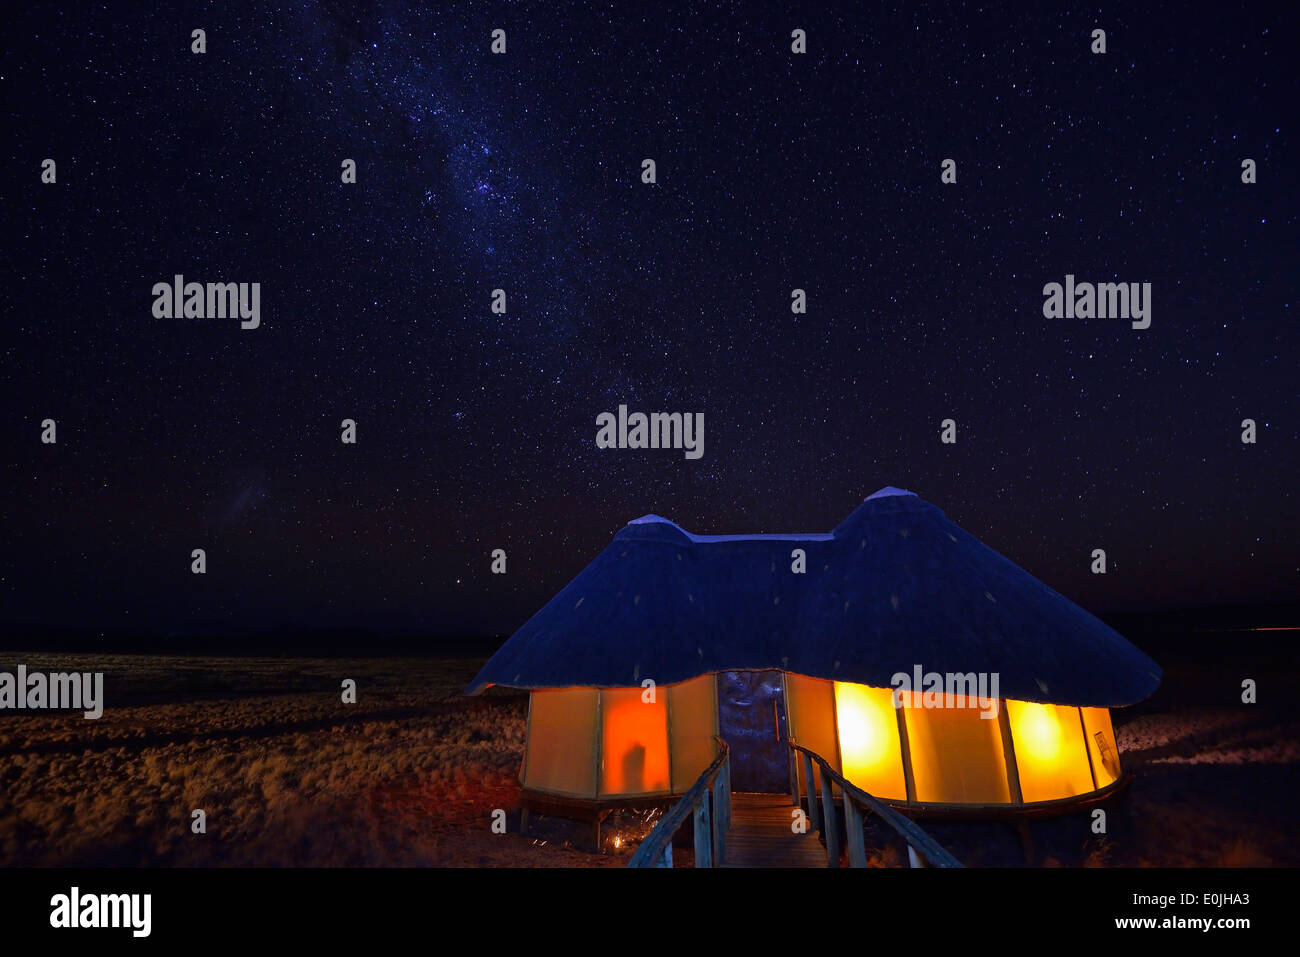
[467,488,1161,706]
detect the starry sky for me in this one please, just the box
[3,2,1296,639]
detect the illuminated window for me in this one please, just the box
[902,693,1011,805]
[1007,700,1094,803]
[599,687,670,797]
[832,682,906,799]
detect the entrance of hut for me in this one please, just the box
[716,670,791,793]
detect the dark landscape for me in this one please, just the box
[3,606,1294,868]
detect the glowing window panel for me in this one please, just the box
[902,693,1011,805]
[1007,700,1095,803]
[599,686,670,797]
[832,682,906,800]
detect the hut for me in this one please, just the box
[468,487,1160,821]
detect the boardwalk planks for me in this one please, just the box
[721,793,826,869]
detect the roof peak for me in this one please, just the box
[864,486,917,501]
[627,513,682,528]
[625,490,921,542]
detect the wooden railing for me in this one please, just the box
[627,737,731,868]
[789,741,963,868]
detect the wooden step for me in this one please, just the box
[721,793,827,868]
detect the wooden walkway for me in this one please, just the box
[721,792,827,868]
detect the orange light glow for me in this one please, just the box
[901,692,1011,804]
[600,688,670,796]
[1012,701,1061,761]
[523,687,599,798]
[1006,700,1095,803]
[1081,706,1121,786]
[832,682,906,799]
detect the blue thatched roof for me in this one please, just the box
[467,488,1161,707]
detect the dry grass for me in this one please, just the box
[2,653,1294,867]
[0,653,620,866]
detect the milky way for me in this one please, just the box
[3,2,1296,636]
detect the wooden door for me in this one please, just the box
[717,670,791,793]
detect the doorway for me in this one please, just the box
[716,670,791,793]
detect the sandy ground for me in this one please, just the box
[0,654,621,867]
[0,652,1295,867]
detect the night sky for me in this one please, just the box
[3,3,1296,639]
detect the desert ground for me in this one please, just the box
[1,642,1296,867]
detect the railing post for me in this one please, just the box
[722,756,732,832]
[908,845,926,868]
[627,738,736,869]
[801,751,820,834]
[711,774,726,866]
[819,769,840,867]
[844,797,867,868]
[694,795,713,868]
